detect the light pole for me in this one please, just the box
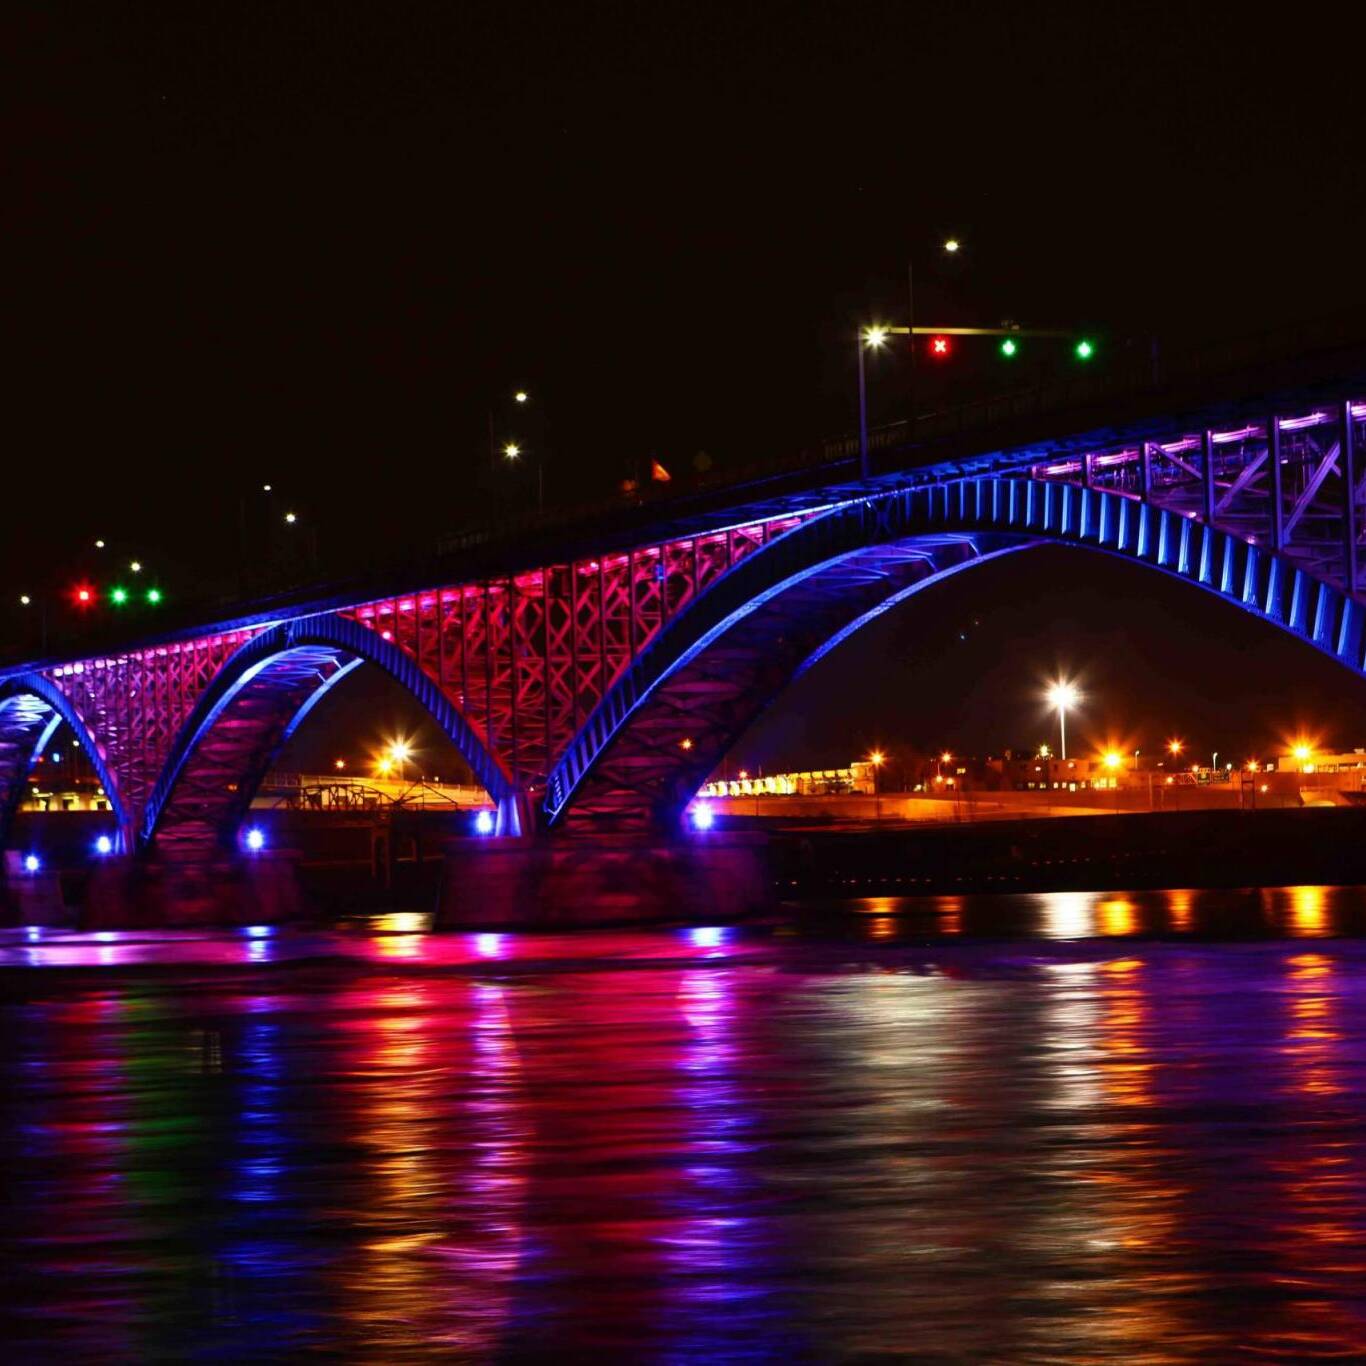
[869,749,885,822]
[1047,681,1078,760]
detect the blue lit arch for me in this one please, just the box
[141,611,518,849]
[0,673,131,849]
[544,476,1366,830]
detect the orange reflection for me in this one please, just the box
[1288,886,1332,938]
[338,979,526,1351]
[937,895,963,935]
[1166,889,1193,933]
[1098,898,1136,937]
[1266,950,1359,1351]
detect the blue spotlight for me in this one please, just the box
[94,835,114,856]
[23,854,41,874]
[244,827,266,852]
[474,809,495,835]
[691,803,715,831]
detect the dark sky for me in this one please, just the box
[10,2,1366,768]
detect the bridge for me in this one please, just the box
[5,320,1366,922]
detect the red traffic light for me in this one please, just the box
[72,584,95,607]
[928,335,952,359]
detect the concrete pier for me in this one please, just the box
[437,832,771,928]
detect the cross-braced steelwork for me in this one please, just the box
[4,371,1365,852]
[1030,400,1366,596]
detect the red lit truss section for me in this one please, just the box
[339,514,808,792]
[34,512,808,837]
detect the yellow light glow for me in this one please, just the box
[941,751,952,764]
[1103,751,1122,770]
[514,391,528,403]
[863,325,889,349]
[503,442,521,459]
[389,742,412,763]
[1168,738,1184,756]
[334,758,346,770]
[869,749,885,767]
[1038,743,1051,758]
[943,238,961,253]
[680,737,694,751]
[1293,744,1311,761]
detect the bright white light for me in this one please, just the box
[689,925,725,948]
[94,835,113,856]
[19,595,31,606]
[474,809,495,835]
[863,325,889,349]
[514,391,528,403]
[503,442,521,459]
[94,539,105,549]
[130,560,142,574]
[691,803,715,831]
[262,483,272,492]
[244,827,266,852]
[285,512,297,524]
[23,854,40,874]
[1047,680,1079,710]
[943,238,961,253]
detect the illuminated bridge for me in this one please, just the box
[4,322,1366,894]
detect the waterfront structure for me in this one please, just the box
[3,325,1366,869]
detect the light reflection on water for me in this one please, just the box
[6,891,1366,1355]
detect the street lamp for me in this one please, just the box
[1046,680,1079,760]
[1168,738,1184,758]
[388,741,412,783]
[869,748,885,821]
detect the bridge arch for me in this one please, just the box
[0,673,130,849]
[140,612,518,852]
[544,476,1366,830]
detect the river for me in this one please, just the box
[3,885,1366,1359]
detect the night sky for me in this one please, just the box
[10,3,1366,772]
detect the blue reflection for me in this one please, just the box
[660,969,793,1359]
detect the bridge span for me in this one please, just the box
[4,329,1366,922]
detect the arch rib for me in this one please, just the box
[545,476,1366,831]
[140,612,516,849]
[0,673,131,849]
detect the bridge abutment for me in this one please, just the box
[84,847,304,929]
[436,831,771,928]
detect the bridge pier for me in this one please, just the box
[2,850,71,927]
[84,847,304,929]
[436,831,771,928]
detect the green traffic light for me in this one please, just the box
[110,587,128,605]
[146,588,162,605]
[1000,337,1018,358]
[1075,338,1095,361]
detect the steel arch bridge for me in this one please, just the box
[2,385,1365,852]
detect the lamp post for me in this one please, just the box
[1046,681,1078,760]
[869,749,885,822]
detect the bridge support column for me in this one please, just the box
[436,831,771,928]
[85,847,304,929]
[2,850,70,927]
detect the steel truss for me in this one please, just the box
[1030,400,1366,597]
[10,388,1364,846]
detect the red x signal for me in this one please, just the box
[928,335,952,359]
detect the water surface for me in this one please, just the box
[5,887,1366,1359]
